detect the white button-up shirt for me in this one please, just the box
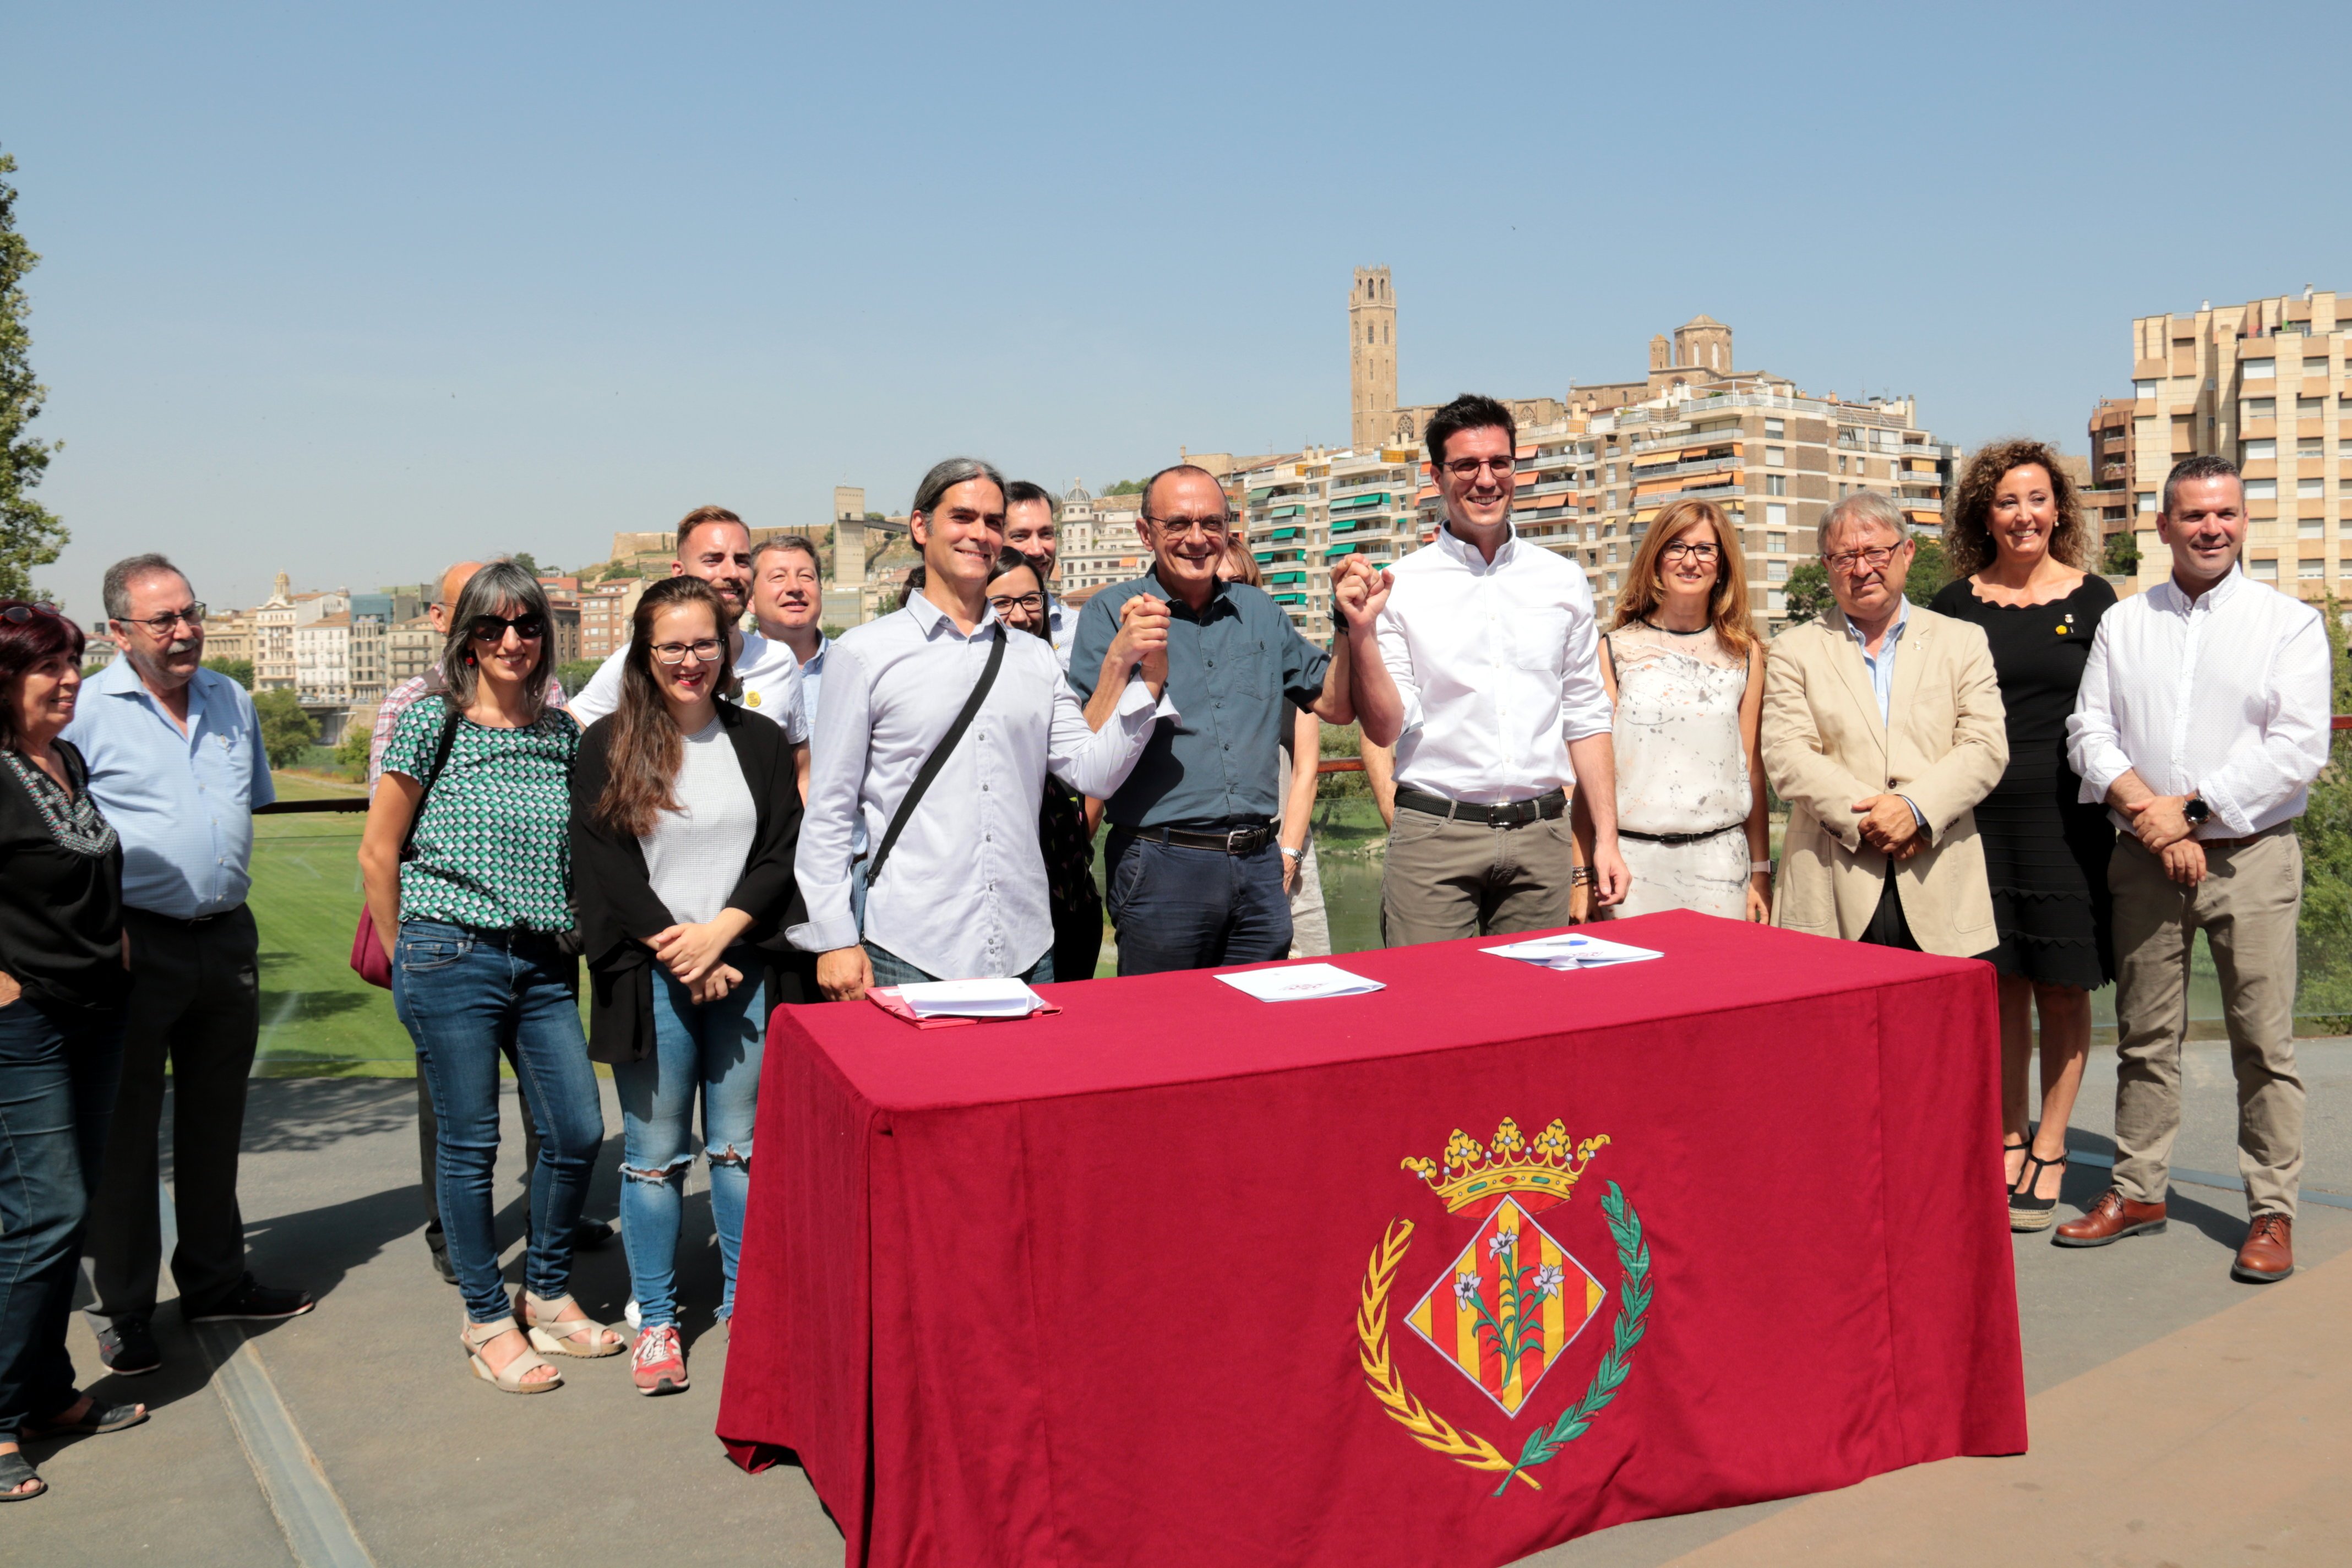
[1045,592,1076,673]
[791,594,1165,979]
[1372,521,1614,803]
[2066,568,2329,839]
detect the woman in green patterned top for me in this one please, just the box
[359,561,621,1395]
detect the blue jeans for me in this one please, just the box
[864,944,1053,987]
[0,1000,126,1439]
[1105,833,1292,976]
[391,922,605,1324]
[612,967,764,1330]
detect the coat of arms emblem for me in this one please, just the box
[1359,1118,1652,1495]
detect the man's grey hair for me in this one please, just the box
[2163,453,2241,515]
[750,535,821,573]
[910,458,1007,520]
[102,553,191,621]
[1817,491,1912,559]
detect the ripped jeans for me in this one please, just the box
[612,964,764,1330]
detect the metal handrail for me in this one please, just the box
[254,719,2352,810]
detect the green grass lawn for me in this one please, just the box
[250,774,413,1075]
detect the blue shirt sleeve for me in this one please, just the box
[1066,590,1122,706]
[236,682,277,807]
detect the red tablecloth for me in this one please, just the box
[717,910,2024,1567]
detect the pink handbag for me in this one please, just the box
[350,907,393,989]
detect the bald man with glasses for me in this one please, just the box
[1068,464,1366,974]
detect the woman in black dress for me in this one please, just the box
[1930,441,2115,1232]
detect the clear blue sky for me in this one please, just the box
[6,1,2342,620]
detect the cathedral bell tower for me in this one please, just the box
[1350,267,1397,452]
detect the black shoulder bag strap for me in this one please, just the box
[396,707,465,864]
[865,625,1006,889]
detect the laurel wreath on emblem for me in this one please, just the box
[1358,1180,1652,1496]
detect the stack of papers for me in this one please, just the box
[1216,963,1386,1002]
[1482,933,1664,971]
[894,978,1050,1019]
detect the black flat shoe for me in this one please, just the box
[22,1395,148,1441]
[0,1449,46,1501]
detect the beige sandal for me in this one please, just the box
[523,1293,624,1359]
[461,1319,562,1394]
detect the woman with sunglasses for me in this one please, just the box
[360,561,620,1395]
[0,601,145,1501]
[570,578,804,1395]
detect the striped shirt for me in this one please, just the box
[2066,568,2329,839]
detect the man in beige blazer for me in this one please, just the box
[1762,493,2007,956]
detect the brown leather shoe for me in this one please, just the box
[2231,1213,2294,1283]
[2052,1187,2168,1248]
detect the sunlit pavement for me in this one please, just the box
[8,1041,2347,1567]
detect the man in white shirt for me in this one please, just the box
[1005,478,1077,670]
[2059,454,2329,1283]
[571,507,808,744]
[793,458,1167,995]
[1348,394,1629,944]
[750,533,830,725]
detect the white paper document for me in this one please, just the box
[1481,933,1664,971]
[1216,963,1387,1002]
[895,978,1050,1018]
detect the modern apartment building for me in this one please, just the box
[1228,447,1424,640]
[388,614,439,688]
[2083,398,2138,551]
[2121,288,2346,598]
[580,578,647,661]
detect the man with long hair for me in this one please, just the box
[793,459,1166,994]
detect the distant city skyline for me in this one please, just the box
[5,1,2342,620]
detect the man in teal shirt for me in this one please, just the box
[1068,465,1369,973]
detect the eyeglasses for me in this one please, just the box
[3,604,65,625]
[118,604,206,634]
[467,613,546,643]
[1443,457,1517,479]
[650,638,723,666]
[987,593,1045,617]
[1143,514,1231,540]
[1825,546,1902,576]
[1660,542,1721,564]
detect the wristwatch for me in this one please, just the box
[2182,796,2211,826]
[1750,859,1776,876]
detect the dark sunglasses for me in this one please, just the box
[468,613,546,643]
[2,604,66,625]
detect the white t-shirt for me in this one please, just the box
[640,718,759,926]
[571,629,808,740]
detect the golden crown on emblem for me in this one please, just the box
[1401,1118,1609,1215]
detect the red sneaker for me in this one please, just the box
[630,1326,688,1396]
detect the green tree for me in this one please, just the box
[510,551,541,579]
[0,151,67,601]
[334,718,372,772]
[2101,531,2139,576]
[254,688,318,767]
[1781,561,1835,624]
[1103,479,1145,496]
[202,656,254,689]
[2296,596,2352,1025]
[556,659,600,698]
[597,560,637,582]
[1904,537,1950,607]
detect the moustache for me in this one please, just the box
[166,639,198,656]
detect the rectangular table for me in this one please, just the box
[718,911,2026,1567]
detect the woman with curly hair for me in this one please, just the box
[1929,439,2117,1232]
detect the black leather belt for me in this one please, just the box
[128,903,245,928]
[1618,822,1745,847]
[1125,821,1278,854]
[1395,787,1566,827]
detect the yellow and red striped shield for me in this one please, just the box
[1402,1196,1605,1417]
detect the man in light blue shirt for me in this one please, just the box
[64,554,312,1376]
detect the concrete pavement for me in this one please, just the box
[8,1041,2347,1566]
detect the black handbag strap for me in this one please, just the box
[866,626,1005,889]
[396,707,465,863]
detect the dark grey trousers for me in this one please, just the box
[83,906,260,1326]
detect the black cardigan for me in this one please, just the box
[570,702,809,1064]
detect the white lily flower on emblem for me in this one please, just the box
[1453,1271,1482,1308]
[1532,1264,1566,1300]
[1487,1231,1516,1259]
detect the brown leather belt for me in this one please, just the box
[2198,820,2294,851]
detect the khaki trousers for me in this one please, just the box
[1380,810,1576,947]
[2109,830,2304,1218]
